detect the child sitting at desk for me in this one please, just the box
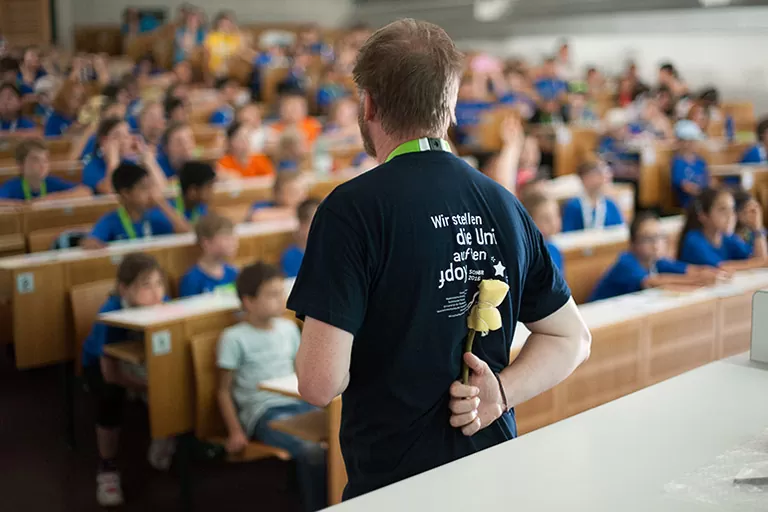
[217,262,327,512]
[281,198,320,278]
[671,120,708,208]
[678,187,768,271]
[179,213,239,297]
[589,211,720,302]
[83,162,190,248]
[733,189,767,251]
[81,253,172,507]
[248,171,309,222]
[0,83,37,135]
[174,161,216,222]
[217,121,276,179]
[0,138,90,202]
[522,192,564,273]
[562,161,624,232]
[208,76,239,128]
[740,118,768,166]
[271,91,322,146]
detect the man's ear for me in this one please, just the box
[363,91,376,123]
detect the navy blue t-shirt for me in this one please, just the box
[287,150,571,499]
[671,154,708,208]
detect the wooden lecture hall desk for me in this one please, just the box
[552,215,683,304]
[328,354,768,512]
[98,267,768,506]
[0,218,297,368]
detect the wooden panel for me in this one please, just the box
[327,397,346,506]
[717,293,754,359]
[184,312,239,341]
[647,300,717,385]
[28,224,91,253]
[563,320,643,417]
[13,265,70,368]
[146,323,192,438]
[563,241,625,305]
[255,230,294,265]
[70,279,115,374]
[515,388,557,435]
[0,269,13,345]
[0,0,51,45]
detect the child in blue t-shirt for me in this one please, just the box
[590,212,720,302]
[0,83,37,134]
[740,118,768,166]
[562,161,624,232]
[281,198,320,278]
[179,213,239,297]
[733,189,767,252]
[83,162,190,249]
[248,171,309,222]
[671,120,708,208]
[80,253,170,507]
[677,187,767,271]
[173,161,215,222]
[454,75,492,147]
[209,77,238,128]
[534,58,568,102]
[0,138,90,202]
[522,192,564,274]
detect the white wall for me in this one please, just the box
[70,0,353,26]
[458,7,768,114]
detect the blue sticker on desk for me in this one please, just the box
[16,272,34,294]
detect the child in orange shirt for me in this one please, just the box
[270,92,322,146]
[216,121,275,179]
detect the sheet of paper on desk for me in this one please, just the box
[665,427,768,510]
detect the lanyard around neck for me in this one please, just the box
[175,195,200,222]
[21,178,46,200]
[385,138,452,163]
[117,206,139,240]
[580,196,607,230]
[3,119,17,132]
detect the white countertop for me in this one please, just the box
[550,215,683,252]
[328,358,768,512]
[0,218,297,270]
[98,278,296,328]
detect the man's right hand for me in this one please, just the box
[448,353,505,436]
[225,430,248,454]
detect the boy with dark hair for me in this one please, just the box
[217,261,327,511]
[741,117,768,166]
[83,162,190,248]
[0,82,37,134]
[209,77,239,127]
[0,138,90,202]
[179,213,239,297]
[175,161,216,222]
[561,161,624,232]
[281,198,320,278]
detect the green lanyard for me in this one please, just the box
[175,195,200,223]
[117,206,139,240]
[21,179,46,201]
[385,138,452,163]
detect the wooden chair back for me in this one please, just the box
[70,279,115,374]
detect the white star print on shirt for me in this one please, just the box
[493,261,506,277]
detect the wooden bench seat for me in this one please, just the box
[103,341,145,365]
[268,409,329,445]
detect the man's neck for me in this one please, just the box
[198,254,225,277]
[375,134,442,165]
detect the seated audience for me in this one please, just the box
[0,83,37,134]
[280,51,313,96]
[274,129,306,172]
[209,77,239,127]
[217,262,327,511]
[658,62,688,98]
[741,118,768,165]
[631,98,673,140]
[522,193,564,273]
[671,120,708,208]
[237,103,270,154]
[174,161,216,222]
[165,96,189,124]
[136,101,167,147]
[686,103,710,136]
[0,56,20,84]
[81,253,168,507]
[564,84,597,125]
[43,80,86,137]
[217,121,275,178]
[174,9,205,65]
[477,115,525,193]
[733,189,767,251]
[320,97,362,148]
[271,91,322,146]
[0,138,90,202]
[678,187,767,270]
[74,98,127,163]
[590,212,720,302]
[122,7,159,41]
[16,45,47,97]
[562,161,624,232]
[281,198,320,278]
[204,11,244,80]
[157,121,197,179]
[316,66,348,114]
[82,117,134,194]
[454,74,492,146]
[496,67,535,119]
[248,171,309,222]
[83,162,189,248]
[534,57,568,102]
[179,213,239,297]
[598,108,639,179]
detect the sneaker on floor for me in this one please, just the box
[96,471,124,507]
[148,437,177,471]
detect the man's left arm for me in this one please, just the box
[295,318,352,406]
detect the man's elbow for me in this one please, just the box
[574,325,592,367]
[297,374,336,407]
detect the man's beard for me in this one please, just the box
[358,107,376,159]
